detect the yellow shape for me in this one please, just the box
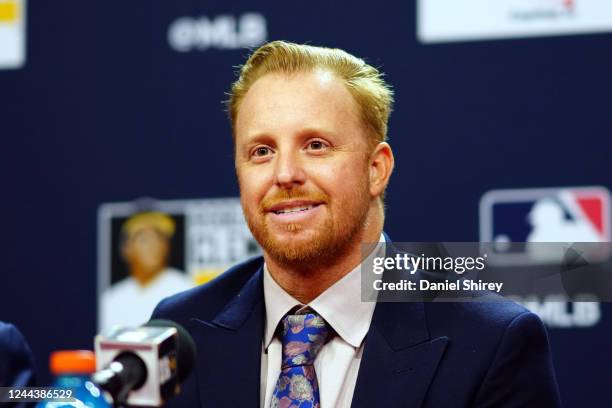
[0,2,18,23]
[194,268,224,285]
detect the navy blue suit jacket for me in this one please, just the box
[0,321,36,408]
[152,250,561,407]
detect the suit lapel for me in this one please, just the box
[352,239,449,408]
[189,268,264,408]
[351,301,448,408]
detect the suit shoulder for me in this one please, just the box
[0,321,36,387]
[0,322,28,353]
[151,256,263,327]
[425,295,539,338]
[412,267,532,330]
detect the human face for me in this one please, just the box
[123,227,169,275]
[235,70,375,266]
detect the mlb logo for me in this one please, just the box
[0,0,26,69]
[480,186,611,264]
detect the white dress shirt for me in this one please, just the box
[260,236,384,408]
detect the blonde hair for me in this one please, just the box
[228,41,394,145]
[122,212,176,239]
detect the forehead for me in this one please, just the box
[125,226,167,240]
[234,70,364,142]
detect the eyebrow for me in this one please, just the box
[240,133,276,149]
[242,127,338,145]
[296,127,338,140]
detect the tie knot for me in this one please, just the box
[279,313,329,368]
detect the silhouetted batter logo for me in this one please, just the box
[480,187,609,328]
[480,186,611,263]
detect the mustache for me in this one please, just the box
[260,189,329,212]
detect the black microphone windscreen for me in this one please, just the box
[145,319,196,382]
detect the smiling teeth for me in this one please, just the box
[275,205,314,214]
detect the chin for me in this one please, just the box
[267,228,358,268]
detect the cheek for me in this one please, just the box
[238,168,270,207]
[311,158,369,195]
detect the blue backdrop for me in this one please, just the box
[2,1,611,406]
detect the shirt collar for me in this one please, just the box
[263,264,301,350]
[263,233,385,350]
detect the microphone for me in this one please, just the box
[92,319,196,407]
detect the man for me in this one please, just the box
[152,41,560,407]
[0,321,36,408]
[100,211,193,331]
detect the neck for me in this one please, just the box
[265,204,383,304]
[131,266,164,287]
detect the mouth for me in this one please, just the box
[266,201,324,216]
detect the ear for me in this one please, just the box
[369,142,395,198]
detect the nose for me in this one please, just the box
[274,150,306,189]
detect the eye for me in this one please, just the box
[251,146,272,158]
[306,140,328,151]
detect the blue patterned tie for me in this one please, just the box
[270,312,330,408]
